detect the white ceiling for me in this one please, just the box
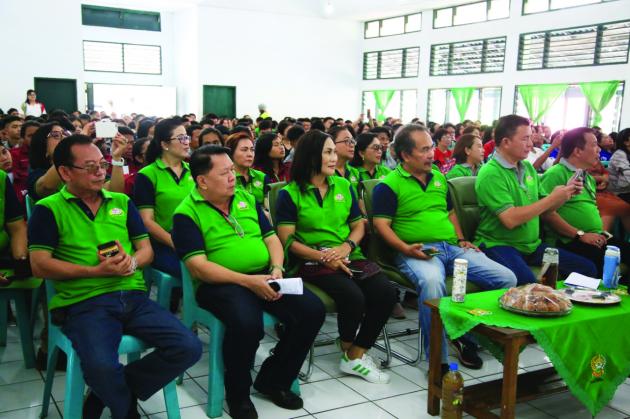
[82,0,479,21]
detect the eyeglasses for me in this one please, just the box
[48,130,71,139]
[369,144,385,152]
[171,135,191,144]
[69,161,110,175]
[221,212,244,238]
[272,141,284,148]
[335,139,356,147]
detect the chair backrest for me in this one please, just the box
[25,195,35,219]
[180,262,199,321]
[447,176,480,242]
[267,181,287,226]
[361,179,380,234]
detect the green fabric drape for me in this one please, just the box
[439,286,630,416]
[450,87,475,122]
[580,81,620,127]
[373,90,396,122]
[518,84,569,123]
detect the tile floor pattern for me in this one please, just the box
[1,306,630,419]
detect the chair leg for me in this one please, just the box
[63,350,86,419]
[163,380,181,419]
[30,284,43,332]
[380,325,392,368]
[40,346,59,418]
[298,346,315,381]
[14,292,36,368]
[290,378,301,396]
[207,323,226,418]
[0,297,7,346]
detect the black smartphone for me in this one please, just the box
[423,247,441,256]
[268,281,281,292]
[97,241,119,258]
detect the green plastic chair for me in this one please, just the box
[180,262,300,418]
[267,181,287,226]
[143,267,182,310]
[0,274,42,368]
[40,280,181,419]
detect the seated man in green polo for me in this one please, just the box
[474,114,598,284]
[28,135,201,419]
[540,127,629,282]
[172,145,324,419]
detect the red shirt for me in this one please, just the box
[483,140,495,160]
[9,144,29,203]
[433,148,453,168]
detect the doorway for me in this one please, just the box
[34,77,78,114]
[202,85,236,118]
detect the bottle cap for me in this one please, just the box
[449,362,458,371]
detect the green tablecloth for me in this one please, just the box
[439,287,630,416]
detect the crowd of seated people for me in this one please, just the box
[2,97,630,419]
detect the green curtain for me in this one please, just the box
[518,84,568,123]
[450,87,475,122]
[373,90,396,122]
[579,81,620,127]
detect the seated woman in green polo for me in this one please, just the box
[350,132,392,183]
[446,133,484,180]
[275,130,397,385]
[225,131,270,206]
[134,117,195,279]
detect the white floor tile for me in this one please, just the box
[0,405,61,419]
[368,340,420,368]
[449,351,504,378]
[529,391,629,418]
[139,378,207,415]
[0,360,41,385]
[184,351,209,379]
[0,380,45,412]
[373,390,438,418]
[313,401,394,419]
[149,403,231,418]
[389,363,429,389]
[311,352,344,379]
[248,393,309,419]
[298,365,333,384]
[254,341,278,367]
[517,346,553,369]
[0,341,30,364]
[319,315,339,334]
[608,383,630,415]
[337,368,420,401]
[489,403,554,418]
[300,379,367,414]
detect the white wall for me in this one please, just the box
[0,0,174,113]
[191,6,362,119]
[360,0,630,128]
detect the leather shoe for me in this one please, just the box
[254,386,303,410]
[227,397,258,419]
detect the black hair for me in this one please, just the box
[433,128,450,144]
[136,119,155,139]
[350,133,379,167]
[310,118,325,132]
[186,124,202,136]
[132,137,151,165]
[327,125,352,142]
[25,89,36,104]
[290,130,331,190]
[145,117,184,164]
[482,126,494,144]
[2,115,22,126]
[443,123,455,130]
[52,135,93,170]
[49,109,69,119]
[20,120,41,138]
[258,119,273,131]
[453,134,481,164]
[118,126,135,137]
[253,132,280,175]
[29,122,66,170]
[560,127,594,159]
[189,145,231,183]
[614,128,630,158]
[494,114,531,147]
[277,120,293,137]
[230,125,252,136]
[7,108,19,115]
[199,127,224,146]
[286,125,305,144]
[370,126,392,139]
[393,124,429,162]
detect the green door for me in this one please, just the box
[203,85,236,118]
[34,77,78,114]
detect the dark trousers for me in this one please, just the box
[305,272,397,349]
[151,239,181,278]
[482,243,598,285]
[196,284,325,401]
[61,291,202,419]
[558,237,630,281]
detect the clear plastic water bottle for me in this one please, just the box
[451,259,468,303]
[603,245,621,289]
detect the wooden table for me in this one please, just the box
[425,298,568,419]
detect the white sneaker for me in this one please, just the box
[339,352,391,384]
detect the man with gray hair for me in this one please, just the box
[372,124,517,371]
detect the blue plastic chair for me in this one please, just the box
[144,266,182,310]
[179,262,300,418]
[0,275,42,369]
[40,280,181,419]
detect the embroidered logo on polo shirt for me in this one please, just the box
[526,175,534,183]
[334,193,345,202]
[237,201,248,210]
[434,181,442,188]
[253,180,263,189]
[350,176,358,182]
[109,208,124,216]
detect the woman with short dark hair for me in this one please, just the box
[446,134,484,179]
[253,132,290,182]
[276,130,396,385]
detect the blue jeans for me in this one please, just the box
[60,291,202,419]
[395,242,517,363]
[482,244,598,285]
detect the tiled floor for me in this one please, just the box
[2,306,629,419]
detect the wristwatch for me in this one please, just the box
[575,230,585,240]
[111,158,125,167]
[345,239,357,251]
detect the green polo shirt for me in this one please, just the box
[475,153,541,254]
[335,164,360,197]
[1,171,24,253]
[172,188,273,289]
[540,158,602,244]
[356,165,391,183]
[235,168,267,205]
[276,176,365,260]
[372,165,457,244]
[28,186,148,310]
[134,158,195,232]
[446,163,480,180]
